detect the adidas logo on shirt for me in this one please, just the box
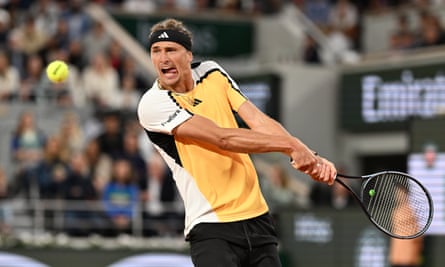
[158,32,169,39]
[192,99,202,106]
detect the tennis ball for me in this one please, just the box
[369,189,376,197]
[46,60,69,83]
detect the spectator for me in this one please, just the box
[40,155,69,231]
[0,9,11,45]
[10,110,46,174]
[82,21,112,64]
[114,74,142,113]
[0,50,20,101]
[145,153,177,216]
[328,0,359,48]
[8,15,49,60]
[120,55,151,95]
[57,111,85,160]
[219,0,243,13]
[61,0,91,42]
[144,152,181,236]
[389,13,415,51]
[82,137,112,195]
[46,18,71,52]
[26,134,68,230]
[29,0,61,37]
[112,130,147,195]
[42,160,69,200]
[389,181,424,267]
[30,135,69,198]
[96,110,124,157]
[19,54,45,102]
[82,52,119,110]
[102,158,139,235]
[108,40,124,75]
[121,118,154,162]
[67,39,86,72]
[389,236,424,267]
[63,151,99,236]
[320,25,358,64]
[259,162,309,212]
[414,10,445,48]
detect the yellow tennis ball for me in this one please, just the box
[46,60,69,83]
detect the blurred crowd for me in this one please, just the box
[0,0,182,237]
[389,8,445,51]
[0,0,151,109]
[4,108,183,237]
[300,0,445,64]
[0,0,445,238]
[1,0,445,104]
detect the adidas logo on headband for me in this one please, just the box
[148,29,192,51]
[158,32,169,39]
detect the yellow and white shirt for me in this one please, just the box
[137,61,269,236]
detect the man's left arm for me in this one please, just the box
[237,101,336,185]
[237,100,291,137]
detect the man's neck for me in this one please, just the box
[158,78,194,93]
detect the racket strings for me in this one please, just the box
[363,173,431,238]
[368,175,394,232]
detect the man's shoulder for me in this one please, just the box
[191,60,224,75]
[140,81,167,99]
[137,83,171,115]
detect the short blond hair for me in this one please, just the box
[149,18,193,45]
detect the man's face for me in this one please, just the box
[150,41,192,90]
[424,149,437,168]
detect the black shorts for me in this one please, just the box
[186,213,281,267]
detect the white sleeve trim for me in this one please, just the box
[138,86,192,135]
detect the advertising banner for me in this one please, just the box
[339,63,445,132]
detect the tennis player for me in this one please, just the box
[137,18,337,267]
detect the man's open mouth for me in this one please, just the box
[162,67,177,74]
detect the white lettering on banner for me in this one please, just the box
[361,70,445,123]
[293,213,333,243]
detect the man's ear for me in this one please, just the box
[187,51,193,63]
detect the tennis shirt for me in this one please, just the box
[137,60,269,236]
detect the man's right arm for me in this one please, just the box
[173,115,296,155]
[173,114,335,185]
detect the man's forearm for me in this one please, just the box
[217,127,306,156]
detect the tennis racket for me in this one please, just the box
[335,171,433,239]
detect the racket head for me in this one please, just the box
[360,171,433,239]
